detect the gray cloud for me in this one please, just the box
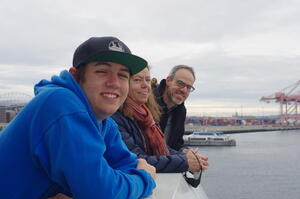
[1,0,300,115]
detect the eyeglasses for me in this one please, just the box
[175,80,195,92]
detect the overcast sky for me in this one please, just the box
[1,0,300,116]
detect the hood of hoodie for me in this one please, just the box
[34,70,96,122]
[34,70,81,96]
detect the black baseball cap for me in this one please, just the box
[73,36,148,75]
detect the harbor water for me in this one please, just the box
[198,130,300,199]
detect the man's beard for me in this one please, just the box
[168,88,183,105]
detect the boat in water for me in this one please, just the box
[183,131,236,146]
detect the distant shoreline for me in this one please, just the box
[185,125,300,134]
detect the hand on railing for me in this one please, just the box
[183,149,209,172]
[137,158,157,180]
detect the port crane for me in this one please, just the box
[260,80,300,125]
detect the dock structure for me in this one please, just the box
[260,80,300,125]
[185,125,300,134]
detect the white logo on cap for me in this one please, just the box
[108,40,125,52]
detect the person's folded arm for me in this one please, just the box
[35,113,155,199]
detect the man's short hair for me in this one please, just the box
[168,65,196,80]
[76,64,87,83]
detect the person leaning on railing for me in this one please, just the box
[153,65,196,151]
[0,36,156,199]
[111,66,209,174]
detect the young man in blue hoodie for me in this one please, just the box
[0,37,156,199]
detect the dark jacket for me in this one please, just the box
[111,111,189,173]
[153,79,187,151]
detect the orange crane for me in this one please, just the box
[260,80,300,125]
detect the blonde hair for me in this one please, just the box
[120,91,161,122]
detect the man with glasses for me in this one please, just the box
[153,65,196,151]
[153,65,208,186]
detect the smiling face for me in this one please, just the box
[164,68,195,107]
[128,67,151,105]
[75,61,130,121]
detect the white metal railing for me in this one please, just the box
[146,173,208,199]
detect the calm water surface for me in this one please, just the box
[199,130,300,199]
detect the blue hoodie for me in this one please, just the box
[0,70,155,199]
